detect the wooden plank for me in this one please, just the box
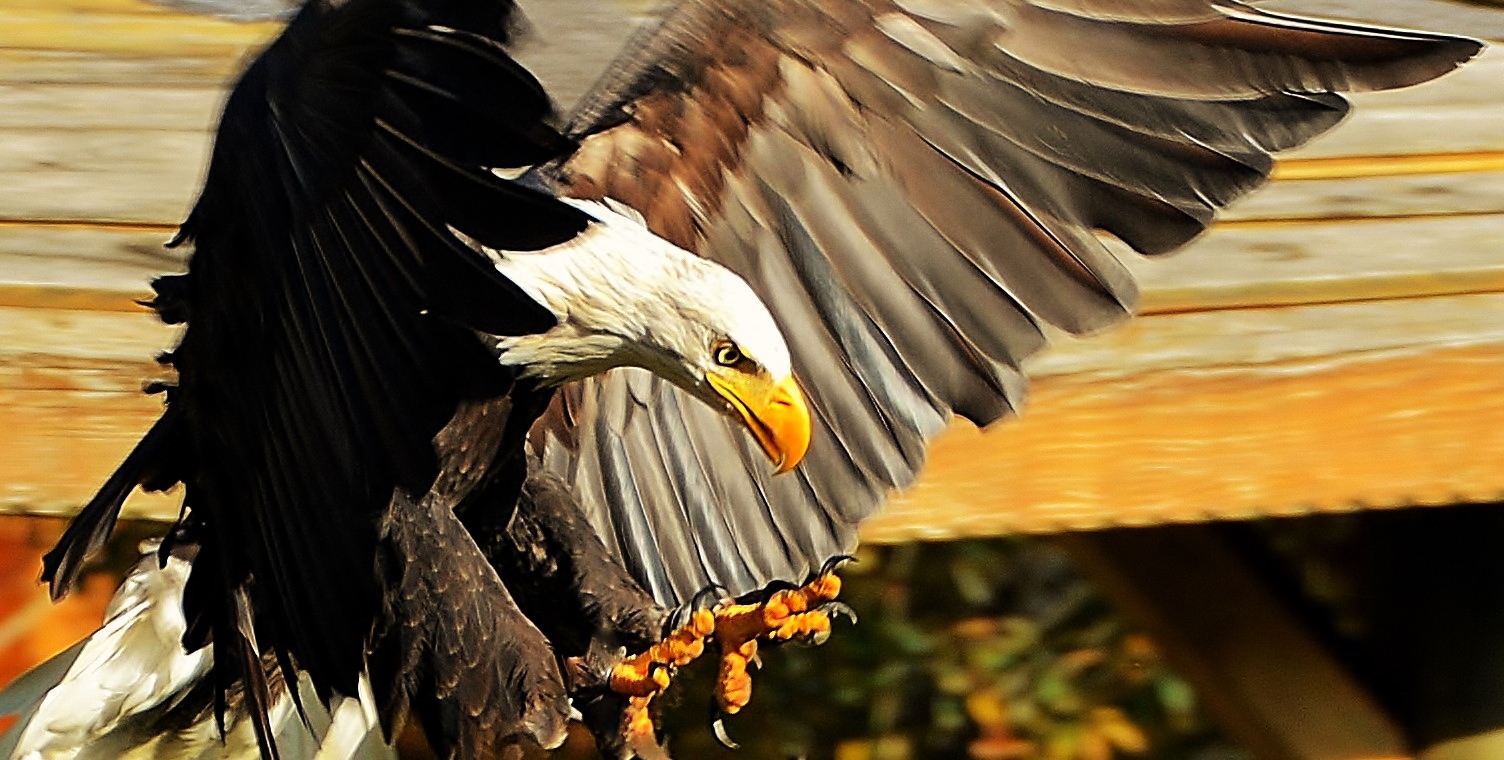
[7,208,1504,314]
[27,210,1502,384]
[1059,526,1410,760]
[0,130,207,224]
[0,28,1495,227]
[1,0,1502,534]
[1292,104,1504,161]
[0,304,176,519]
[1128,213,1504,314]
[0,8,275,57]
[4,291,1504,529]
[0,386,179,520]
[0,223,181,301]
[1028,289,1504,379]
[0,83,225,130]
[5,0,194,15]
[863,293,1504,541]
[0,49,243,86]
[1227,166,1504,223]
[3,212,1503,366]
[0,305,174,375]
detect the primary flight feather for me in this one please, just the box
[13,0,1479,758]
[530,0,1482,606]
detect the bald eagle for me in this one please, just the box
[9,0,1479,758]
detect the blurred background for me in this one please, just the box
[3,0,1504,758]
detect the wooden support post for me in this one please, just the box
[1059,525,1409,760]
[1349,504,1504,756]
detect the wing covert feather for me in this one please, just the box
[537,0,1480,605]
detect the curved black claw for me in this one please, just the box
[733,579,800,606]
[692,583,728,611]
[669,584,728,632]
[816,554,859,579]
[711,710,741,750]
[819,600,859,625]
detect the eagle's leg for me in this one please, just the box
[465,471,677,757]
[369,489,572,758]
[472,471,671,654]
[468,468,853,754]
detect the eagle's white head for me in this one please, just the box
[487,199,810,473]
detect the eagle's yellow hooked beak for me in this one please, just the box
[707,372,811,473]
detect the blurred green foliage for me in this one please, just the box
[651,539,1248,760]
[80,524,1247,759]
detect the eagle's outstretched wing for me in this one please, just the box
[533,0,1481,605]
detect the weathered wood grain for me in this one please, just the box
[3,0,1503,537]
[0,49,242,86]
[5,291,1503,533]
[1029,290,1504,379]
[0,7,274,58]
[0,223,181,299]
[5,0,187,15]
[1292,103,1504,160]
[869,345,1504,541]
[1227,165,1504,223]
[0,36,1499,224]
[0,129,207,224]
[1130,213,1504,314]
[0,83,225,130]
[0,383,178,519]
[11,207,1504,318]
[0,304,176,518]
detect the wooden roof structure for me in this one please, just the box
[3,4,1504,760]
[3,0,1501,539]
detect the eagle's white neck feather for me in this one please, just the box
[482,199,788,387]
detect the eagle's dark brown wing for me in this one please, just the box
[533,0,1480,605]
[43,0,591,753]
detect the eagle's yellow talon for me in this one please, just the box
[610,610,716,698]
[689,608,715,637]
[622,694,660,755]
[715,641,757,713]
[612,566,849,747]
[809,573,842,601]
[708,569,847,714]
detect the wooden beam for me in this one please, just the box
[863,291,1504,541]
[5,290,1504,530]
[1128,212,1504,314]
[4,34,1502,225]
[2,1,1504,535]
[0,7,276,59]
[1058,526,1410,760]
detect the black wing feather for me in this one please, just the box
[45,0,589,751]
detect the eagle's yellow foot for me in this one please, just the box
[610,608,716,754]
[710,566,846,715]
[608,559,852,752]
[609,608,712,696]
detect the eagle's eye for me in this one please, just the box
[713,341,744,368]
